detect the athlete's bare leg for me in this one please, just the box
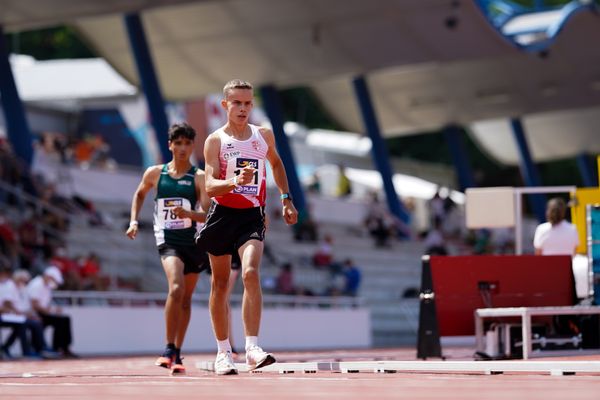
[227,269,240,349]
[238,240,264,336]
[209,254,232,340]
[175,272,199,348]
[161,257,185,344]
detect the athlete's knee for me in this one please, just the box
[211,276,229,293]
[242,266,260,287]
[168,283,184,302]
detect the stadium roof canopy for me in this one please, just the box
[1,0,600,165]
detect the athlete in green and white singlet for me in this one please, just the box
[126,123,210,375]
[153,164,199,247]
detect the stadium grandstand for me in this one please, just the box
[1,1,600,399]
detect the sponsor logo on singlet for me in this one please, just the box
[236,158,258,168]
[164,198,183,207]
[177,180,192,186]
[223,150,241,161]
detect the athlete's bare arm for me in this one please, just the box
[204,132,254,198]
[126,165,161,239]
[173,168,210,222]
[260,127,298,225]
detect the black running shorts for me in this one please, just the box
[158,244,210,275]
[196,202,265,257]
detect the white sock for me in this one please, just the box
[217,339,232,353]
[245,336,258,351]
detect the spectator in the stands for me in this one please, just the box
[428,188,446,227]
[27,266,78,358]
[312,234,334,268]
[0,211,19,269]
[275,263,295,295]
[341,259,361,297]
[336,164,352,198]
[364,191,392,248]
[293,206,318,243]
[48,247,81,290]
[0,264,33,359]
[18,209,47,272]
[78,252,109,291]
[1,269,58,359]
[423,219,448,256]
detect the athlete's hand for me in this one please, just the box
[282,201,298,225]
[236,166,255,186]
[126,224,138,240]
[173,206,188,219]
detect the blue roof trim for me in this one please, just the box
[474,0,599,53]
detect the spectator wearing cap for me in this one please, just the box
[27,266,78,358]
[2,270,59,358]
[0,265,31,359]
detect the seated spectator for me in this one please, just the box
[18,209,48,271]
[336,164,352,198]
[1,269,57,359]
[78,252,109,291]
[342,259,362,297]
[27,266,78,358]
[364,192,392,247]
[293,208,318,242]
[49,247,81,290]
[0,265,32,359]
[275,263,295,295]
[39,184,69,233]
[312,234,334,268]
[423,220,448,256]
[428,188,446,227]
[0,210,19,268]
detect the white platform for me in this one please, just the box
[196,359,600,376]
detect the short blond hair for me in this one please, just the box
[223,79,253,98]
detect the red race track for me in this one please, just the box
[1,348,600,400]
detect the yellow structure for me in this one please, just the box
[571,155,600,254]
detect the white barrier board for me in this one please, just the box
[466,187,515,228]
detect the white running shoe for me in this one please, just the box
[215,351,238,375]
[245,345,276,371]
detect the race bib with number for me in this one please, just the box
[157,197,192,230]
[226,157,264,196]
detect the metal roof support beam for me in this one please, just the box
[0,25,34,167]
[259,85,306,216]
[510,118,546,222]
[576,153,597,188]
[124,13,170,163]
[443,125,475,191]
[352,76,410,229]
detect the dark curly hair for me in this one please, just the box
[168,122,196,142]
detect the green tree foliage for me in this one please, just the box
[278,87,344,131]
[6,26,95,60]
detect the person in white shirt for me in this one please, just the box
[0,265,31,358]
[533,198,579,256]
[27,266,77,358]
[2,270,56,358]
